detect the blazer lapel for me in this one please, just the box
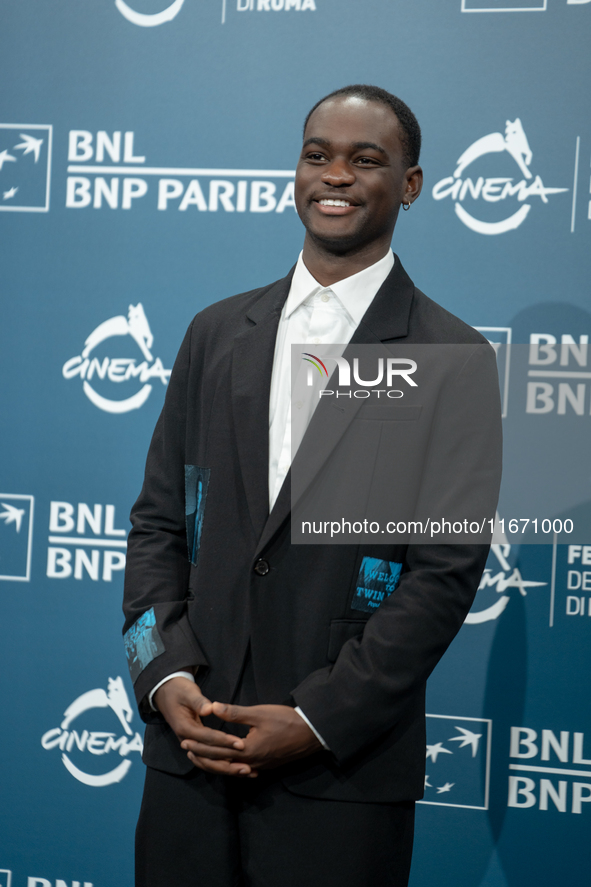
[254,255,415,555]
[231,271,294,540]
[349,252,415,345]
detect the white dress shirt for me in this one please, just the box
[150,250,396,745]
[268,249,395,509]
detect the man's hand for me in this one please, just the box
[153,677,253,777]
[181,702,323,776]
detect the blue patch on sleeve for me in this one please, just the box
[185,465,210,566]
[351,557,403,613]
[124,607,166,684]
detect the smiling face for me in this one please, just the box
[295,96,422,258]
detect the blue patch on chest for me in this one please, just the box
[124,607,165,684]
[351,557,403,613]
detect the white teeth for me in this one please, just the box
[319,199,351,207]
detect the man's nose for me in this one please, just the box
[321,158,356,187]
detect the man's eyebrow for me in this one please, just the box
[352,141,387,156]
[302,137,331,149]
[302,137,387,156]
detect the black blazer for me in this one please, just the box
[122,255,502,803]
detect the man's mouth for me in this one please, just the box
[313,197,359,215]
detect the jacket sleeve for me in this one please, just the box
[122,319,209,721]
[291,342,502,763]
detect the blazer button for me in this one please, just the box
[254,558,270,576]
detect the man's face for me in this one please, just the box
[295,96,419,254]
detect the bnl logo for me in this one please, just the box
[0,874,93,887]
[419,714,492,810]
[0,124,52,212]
[0,494,34,581]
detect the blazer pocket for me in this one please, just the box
[327,619,367,663]
[358,404,422,421]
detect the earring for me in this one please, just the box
[402,202,411,211]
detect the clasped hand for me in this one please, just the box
[154,676,322,778]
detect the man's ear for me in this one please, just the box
[403,166,423,206]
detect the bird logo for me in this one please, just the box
[14,133,44,163]
[448,726,482,757]
[421,715,491,809]
[0,149,17,172]
[0,502,26,533]
[0,134,44,176]
[426,742,453,764]
[0,124,51,212]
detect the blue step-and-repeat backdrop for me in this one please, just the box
[1,1,590,885]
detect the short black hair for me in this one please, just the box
[303,84,421,169]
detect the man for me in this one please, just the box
[123,84,502,887]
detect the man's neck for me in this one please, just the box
[301,236,392,287]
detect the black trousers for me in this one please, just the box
[136,764,415,887]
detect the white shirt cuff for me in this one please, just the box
[294,706,330,750]
[148,671,196,712]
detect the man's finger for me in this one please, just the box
[181,739,245,760]
[194,699,214,717]
[187,751,258,777]
[176,693,213,718]
[175,721,244,749]
[211,701,260,725]
[154,679,213,719]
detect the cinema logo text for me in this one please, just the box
[465,543,546,624]
[62,303,170,414]
[41,677,142,787]
[432,118,568,234]
[66,130,296,214]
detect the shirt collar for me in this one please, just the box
[284,250,395,327]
